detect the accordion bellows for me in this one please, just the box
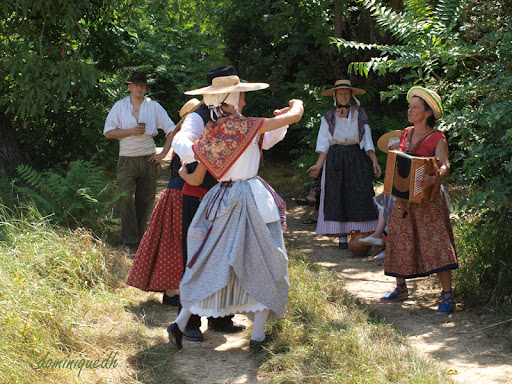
[383,150,440,204]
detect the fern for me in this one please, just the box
[335,0,467,100]
[14,160,122,233]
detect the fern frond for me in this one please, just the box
[360,0,431,43]
[76,188,100,203]
[403,0,433,20]
[335,37,418,57]
[16,165,43,189]
[432,0,464,38]
[14,186,59,213]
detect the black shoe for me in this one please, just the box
[167,323,183,350]
[208,321,246,333]
[339,242,348,249]
[162,293,180,307]
[249,336,269,350]
[184,328,204,342]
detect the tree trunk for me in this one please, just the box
[390,0,403,10]
[0,116,24,177]
[333,0,344,39]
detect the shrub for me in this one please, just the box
[14,159,123,235]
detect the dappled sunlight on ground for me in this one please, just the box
[285,197,512,384]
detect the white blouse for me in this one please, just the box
[173,112,288,164]
[315,109,375,154]
[219,134,280,224]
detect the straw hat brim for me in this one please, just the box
[321,86,366,97]
[377,130,402,153]
[179,98,201,118]
[407,87,442,119]
[185,82,269,95]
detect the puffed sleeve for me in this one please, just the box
[172,113,205,164]
[359,124,376,153]
[262,125,288,150]
[103,101,122,134]
[155,102,176,136]
[315,116,332,153]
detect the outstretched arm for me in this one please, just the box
[259,99,304,133]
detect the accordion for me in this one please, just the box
[383,150,440,203]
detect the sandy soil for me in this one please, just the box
[287,203,512,384]
[154,156,512,383]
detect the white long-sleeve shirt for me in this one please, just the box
[104,96,175,156]
[315,109,375,154]
[172,112,289,164]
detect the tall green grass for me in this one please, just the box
[261,248,453,383]
[0,203,133,383]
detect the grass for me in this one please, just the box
[0,203,184,384]
[0,167,455,383]
[256,248,452,383]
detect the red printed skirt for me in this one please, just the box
[384,189,458,279]
[126,188,184,291]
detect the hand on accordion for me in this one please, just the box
[416,173,436,189]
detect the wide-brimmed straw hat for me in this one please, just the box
[179,98,201,118]
[377,130,402,153]
[407,86,443,119]
[321,79,366,97]
[125,71,148,85]
[184,75,269,95]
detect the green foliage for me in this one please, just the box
[336,0,512,305]
[14,159,123,234]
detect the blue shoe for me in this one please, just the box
[381,283,408,301]
[436,290,455,315]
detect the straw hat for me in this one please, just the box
[321,79,366,97]
[179,98,201,118]
[377,130,402,153]
[184,75,269,95]
[407,86,443,119]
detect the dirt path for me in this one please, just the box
[287,203,512,384]
[154,157,512,383]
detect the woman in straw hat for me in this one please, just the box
[126,99,201,306]
[381,86,458,314]
[166,75,304,349]
[307,79,381,248]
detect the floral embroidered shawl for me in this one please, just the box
[192,115,265,180]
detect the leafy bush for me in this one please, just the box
[335,0,512,305]
[14,159,123,235]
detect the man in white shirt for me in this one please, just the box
[104,72,175,251]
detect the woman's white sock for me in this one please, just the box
[175,308,192,332]
[251,309,270,342]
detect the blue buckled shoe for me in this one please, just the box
[436,290,455,315]
[381,283,408,301]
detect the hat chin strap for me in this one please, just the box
[204,92,241,121]
[333,95,360,108]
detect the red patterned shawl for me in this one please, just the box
[192,115,265,180]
